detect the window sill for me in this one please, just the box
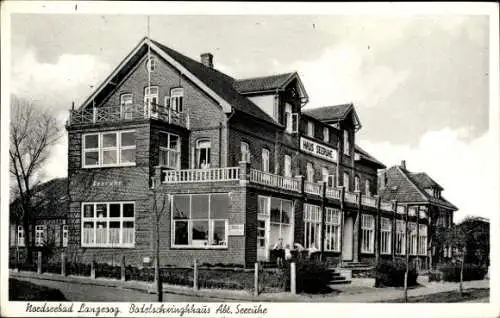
[83,163,136,169]
[171,245,228,250]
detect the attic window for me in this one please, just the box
[146,57,156,72]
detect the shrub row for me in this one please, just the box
[374,259,418,288]
[438,263,487,282]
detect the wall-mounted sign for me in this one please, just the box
[92,180,123,187]
[228,224,245,236]
[300,137,338,163]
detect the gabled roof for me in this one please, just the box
[79,37,277,126]
[354,145,386,169]
[302,103,361,130]
[379,166,457,211]
[10,178,68,223]
[409,172,444,190]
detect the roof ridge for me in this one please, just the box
[236,71,295,81]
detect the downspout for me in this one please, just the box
[225,108,236,167]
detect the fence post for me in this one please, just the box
[37,251,42,275]
[254,262,259,297]
[193,259,198,290]
[121,255,126,282]
[91,255,96,279]
[61,252,66,276]
[290,262,296,295]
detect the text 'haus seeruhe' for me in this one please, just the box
[60,37,458,269]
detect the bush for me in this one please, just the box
[96,263,121,280]
[282,259,332,294]
[439,263,487,282]
[374,259,418,287]
[428,270,442,282]
[66,262,91,277]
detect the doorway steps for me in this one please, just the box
[327,267,352,285]
[340,261,374,278]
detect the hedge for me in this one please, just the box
[281,259,332,294]
[374,259,418,287]
[439,263,487,282]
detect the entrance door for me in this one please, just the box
[342,216,353,261]
[257,217,269,261]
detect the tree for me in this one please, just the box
[9,97,61,263]
[440,223,467,294]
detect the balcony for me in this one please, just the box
[361,196,377,208]
[249,169,300,192]
[304,181,322,196]
[68,104,188,128]
[381,202,393,212]
[161,167,240,183]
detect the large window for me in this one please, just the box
[284,155,292,178]
[361,214,374,253]
[270,197,293,247]
[380,217,392,254]
[395,220,406,255]
[196,139,211,169]
[343,172,350,190]
[409,222,418,255]
[171,194,229,248]
[159,132,180,169]
[262,148,270,172]
[120,93,133,119]
[323,127,329,142]
[365,179,371,196]
[83,131,136,168]
[241,142,250,162]
[144,86,159,113]
[325,208,341,252]
[343,130,350,156]
[418,224,428,256]
[17,225,25,247]
[81,202,135,247]
[306,163,314,182]
[304,204,321,250]
[35,225,45,246]
[170,88,184,113]
[307,121,314,137]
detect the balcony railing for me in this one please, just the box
[162,167,240,183]
[344,191,358,204]
[249,169,300,192]
[381,202,393,211]
[68,104,188,128]
[397,205,406,214]
[361,196,377,208]
[325,187,341,200]
[304,181,322,196]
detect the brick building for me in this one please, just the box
[65,37,456,268]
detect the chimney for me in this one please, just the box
[200,53,214,68]
[400,160,406,170]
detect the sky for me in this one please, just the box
[7,7,498,222]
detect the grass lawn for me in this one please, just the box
[382,288,489,303]
[9,278,67,301]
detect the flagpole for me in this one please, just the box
[147,16,151,118]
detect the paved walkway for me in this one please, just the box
[9,270,489,303]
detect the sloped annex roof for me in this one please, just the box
[10,178,68,223]
[379,166,457,211]
[354,145,386,169]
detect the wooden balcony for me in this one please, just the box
[381,202,393,212]
[249,169,300,192]
[161,167,240,183]
[361,196,377,208]
[325,187,341,200]
[304,181,322,196]
[68,104,189,128]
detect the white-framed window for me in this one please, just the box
[284,103,298,133]
[146,57,156,72]
[120,93,133,119]
[159,132,181,169]
[307,121,314,137]
[322,167,329,183]
[418,224,427,256]
[241,142,250,163]
[304,204,321,250]
[262,148,270,172]
[409,222,418,255]
[83,131,136,168]
[343,130,350,156]
[284,155,292,178]
[380,217,392,254]
[343,172,350,190]
[354,175,360,192]
[62,224,69,247]
[170,87,184,113]
[35,225,45,247]
[306,162,314,182]
[269,197,293,246]
[325,208,341,252]
[172,194,229,248]
[361,214,375,253]
[82,202,135,248]
[144,86,159,113]
[365,179,371,196]
[196,139,211,169]
[395,220,406,255]
[17,225,25,247]
[323,127,329,142]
